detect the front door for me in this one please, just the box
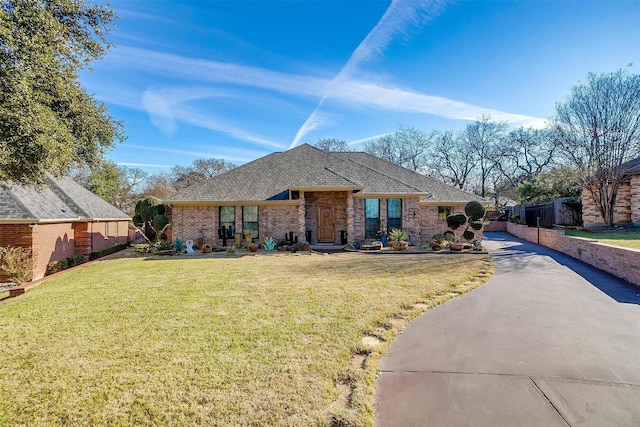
[317,205,334,243]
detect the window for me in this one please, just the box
[438,206,452,221]
[242,206,259,239]
[387,199,402,230]
[219,206,235,238]
[365,199,380,239]
[104,222,109,239]
[115,222,119,238]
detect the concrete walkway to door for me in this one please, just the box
[375,232,640,426]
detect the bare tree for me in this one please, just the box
[427,130,477,190]
[192,158,237,178]
[496,127,557,187]
[364,124,434,171]
[143,171,176,199]
[169,158,237,190]
[553,68,640,225]
[314,138,351,151]
[460,115,508,198]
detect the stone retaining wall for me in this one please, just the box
[506,222,640,286]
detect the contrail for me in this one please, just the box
[289,0,447,148]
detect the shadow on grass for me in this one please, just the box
[485,232,640,306]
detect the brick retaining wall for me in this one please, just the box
[506,222,640,286]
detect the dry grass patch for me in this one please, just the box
[0,252,492,426]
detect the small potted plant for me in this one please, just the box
[247,242,258,252]
[388,228,409,251]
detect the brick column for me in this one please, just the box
[298,193,306,241]
[406,198,420,242]
[631,175,640,226]
[74,222,92,261]
[347,192,354,244]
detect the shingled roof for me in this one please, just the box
[622,156,640,175]
[166,144,483,204]
[0,175,131,223]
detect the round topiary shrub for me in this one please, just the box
[463,230,475,241]
[465,201,486,221]
[446,213,467,230]
[470,220,484,230]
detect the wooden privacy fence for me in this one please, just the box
[511,198,581,228]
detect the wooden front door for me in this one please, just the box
[317,205,335,243]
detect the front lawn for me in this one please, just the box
[0,251,492,426]
[565,229,640,250]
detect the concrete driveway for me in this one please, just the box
[376,232,640,426]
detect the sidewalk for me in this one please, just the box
[375,232,640,426]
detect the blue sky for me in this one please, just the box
[80,0,640,173]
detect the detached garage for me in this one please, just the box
[0,175,130,281]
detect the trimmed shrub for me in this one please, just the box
[66,254,85,268]
[0,246,33,284]
[445,201,488,244]
[465,201,486,221]
[89,242,129,261]
[446,214,467,230]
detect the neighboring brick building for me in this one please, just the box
[165,144,485,246]
[0,175,130,280]
[582,157,640,228]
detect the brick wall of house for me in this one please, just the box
[170,206,218,244]
[582,183,632,227]
[31,223,76,280]
[171,205,303,246]
[631,175,640,225]
[352,197,429,244]
[418,204,466,242]
[89,220,130,253]
[304,191,348,244]
[260,205,300,243]
[506,222,640,286]
[353,198,364,242]
[404,198,421,243]
[0,224,33,249]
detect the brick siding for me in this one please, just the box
[31,223,76,280]
[506,222,640,286]
[170,197,478,247]
[0,220,131,282]
[582,178,637,227]
[631,175,640,225]
[418,204,467,242]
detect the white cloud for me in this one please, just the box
[104,35,547,151]
[289,0,448,147]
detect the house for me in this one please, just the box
[582,157,640,228]
[0,175,130,280]
[165,144,484,247]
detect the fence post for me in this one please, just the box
[537,217,540,244]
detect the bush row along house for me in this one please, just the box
[165,144,486,246]
[582,157,640,228]
[0,175,130,281]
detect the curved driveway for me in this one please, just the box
[376,232,640,426]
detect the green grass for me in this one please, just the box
[565,229,640,250]
[0,251,492,426]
